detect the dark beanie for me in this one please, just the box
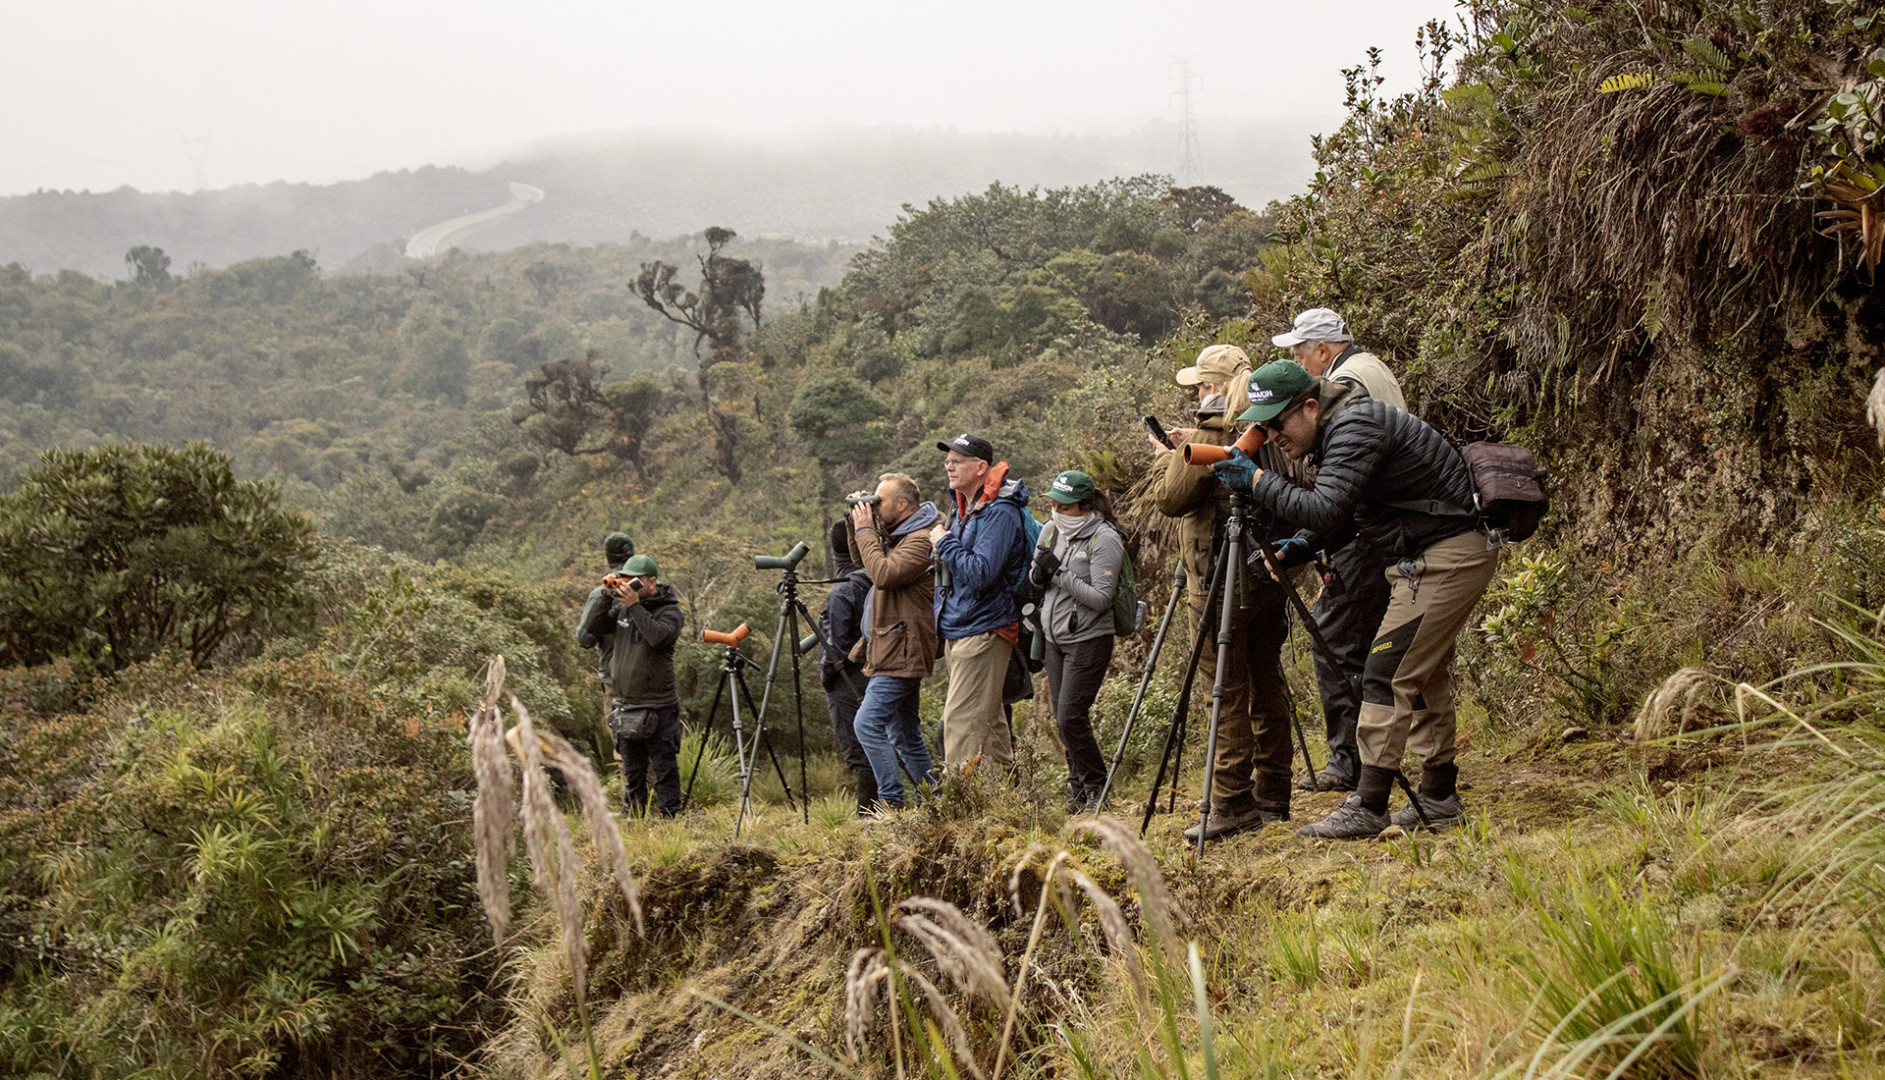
[603,531,635,566]
[828,519,860,577]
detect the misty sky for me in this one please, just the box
[1,0,1456,197]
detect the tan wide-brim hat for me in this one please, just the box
[1175,344,1252,387]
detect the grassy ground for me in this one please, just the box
[474,698,1882,1080]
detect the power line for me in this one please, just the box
[181,136,211,192]
[1170,56,1202,185]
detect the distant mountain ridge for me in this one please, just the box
[0,121,1307,278]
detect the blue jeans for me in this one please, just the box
[852,675,936,805]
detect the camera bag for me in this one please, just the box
[1461,441,1549,542]
[606,701,659,741]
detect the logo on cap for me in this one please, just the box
[1052,477,1074,492]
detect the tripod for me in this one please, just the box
[681,624,798,838]
[748,541,851,827]
[1138,491,1388,857]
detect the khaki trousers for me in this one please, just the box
[942,632,1014,767]
[1190,574,1293,812]
[1356,531,1501,772]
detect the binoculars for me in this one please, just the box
[702,623,752,647]
[844,492,882,508]
[754,541,811,571]
[1182,424,1268,467]
[604,573,645,593]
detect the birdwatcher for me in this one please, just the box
[576,553,686,817]
[576,531,636,681]
[1150,345,1298,842]
[846,473,942,811]
[819,519,879,815]
[1272,308,1406,793]
[1212,360,1500,839]
[1274,307,1405,411]
[931,433,1033,774]
[1030,469,1126,813]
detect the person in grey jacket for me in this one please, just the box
[1028,469,1125,812]
[575,553,687,817]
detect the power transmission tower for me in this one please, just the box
[181,136,211,191]
[1170,57,1203,185]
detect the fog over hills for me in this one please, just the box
[0,121,1306,279]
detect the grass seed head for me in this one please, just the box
[539,727,644,937]
[1636,667,1716,741]
[895,899,1009,1008]
[1064,816,1182,964]
[511,695,588,1004]
[467,698,515,945]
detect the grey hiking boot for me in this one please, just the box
[1390,793,1463,830]
[1296,792,1391,840]
[1181,803,1280,843]
[1393,762,1463,830]
[1297,767,1358,793]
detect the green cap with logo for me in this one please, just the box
[622,553,660,577]
[1237,360,1316,423]
[1045,469,1097,504]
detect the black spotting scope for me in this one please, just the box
[754,541,812,571]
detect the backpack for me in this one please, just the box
[1461,442,1550,543]
[1078,525,1141,637]
[1390,441,1549,545]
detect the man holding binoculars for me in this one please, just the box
[576,552,686,817]
[845,473,942,810]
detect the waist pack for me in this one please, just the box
[1385,441,1549,544]
[606,701,660,741]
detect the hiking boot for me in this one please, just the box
[1390,792,1464,830]
[1298,767,1358,792]
[1181,803,1280,843]
[1295,793,1391,840]
[1392,762,1462,830]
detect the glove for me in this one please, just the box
[1268,537,1314,570]
[1210,448,1257,492]
[1029,550,1061,591]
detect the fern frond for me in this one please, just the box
[1681,35,1730,72]
[1599,72,1654,94]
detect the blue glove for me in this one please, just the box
[1210,448,1257,492]
[1269,537,1314,570]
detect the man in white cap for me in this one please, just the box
[1270,309,1404,792]
[1272,308,1405,413]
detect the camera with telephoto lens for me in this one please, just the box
[844,491,882,508]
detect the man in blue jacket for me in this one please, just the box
[930,433,1032,772]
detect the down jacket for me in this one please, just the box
[575,583,685,707]
[1248,380,1477,559]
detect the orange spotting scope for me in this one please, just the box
[1182,424,1267,467]
[702,623,752,647]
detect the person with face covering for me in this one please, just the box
[1029,469,1126,812]
[1148,345,1299,842]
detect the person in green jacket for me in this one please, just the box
[576,553,686,816]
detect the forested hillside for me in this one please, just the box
[5,1,1885,1077]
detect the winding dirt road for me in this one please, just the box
[403,181,544,258]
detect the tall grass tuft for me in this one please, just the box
[463,657,645,1077]
[1507,874,1720,1078]
[469,658,515,945]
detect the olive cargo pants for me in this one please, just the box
[1191,574,1293,813]
[1357,531,1502,772]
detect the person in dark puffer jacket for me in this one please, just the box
[576,553,687,817]
[819,519,878,814]
[1212,360,1500,840]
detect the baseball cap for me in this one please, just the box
[1045,469,1097,504]
[622,554,660,577]
[1175,344,1252,387]
[1237,360,1316,423]
[935,432,995,462]
[1271,308,1353,348]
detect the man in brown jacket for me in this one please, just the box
[1150,344,1297,841]
[845,473,942,809]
